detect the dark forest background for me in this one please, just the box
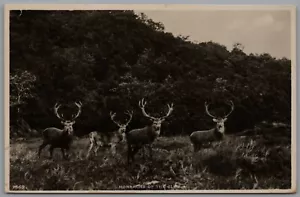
[9,10,291,138]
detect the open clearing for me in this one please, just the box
[9,129,291,191]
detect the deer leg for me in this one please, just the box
[194,160,203,174]
[65,146,70,159]
[147,145,153,160]
[131,145,141,161]
[93,137,101,156]
[141,146,146,160]
[194,144,200,152]
[86,140,94,159]
[192,144,196,152]
[94,141,100,156]
[110,144,117,156]
[127,144,140,164]
[195,165,199,174]
[38,141,48,158]
[61,148,67,160]
[49,146,54,159]
[127,143,133,165]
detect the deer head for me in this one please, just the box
[110,110,133,141]
[205,100,234,134]
[139,98,174,134]
[54,101,82,135]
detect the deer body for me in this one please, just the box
[190,101,234,152]
[86,130,124,158]
[126,125,158,145]
[126,98,174,164]
[89,130,124,147]
[190,128,224,151]
[86,111,133,158]
[38,102,82,159]
[42,127,74,148]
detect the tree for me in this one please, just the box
[10,69,36,112]
[10,69,36,136]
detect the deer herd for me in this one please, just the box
[38,98,235,165]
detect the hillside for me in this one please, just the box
[10,10,291,137]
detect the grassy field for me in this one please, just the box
[9,127,291,191]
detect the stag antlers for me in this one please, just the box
[138,98,174,120]
[110,110,133,127]
[72,101,83,120]
[54,101,82,121]
[205,100,234,118]
[124,110,134,125]
[54,103,64,120]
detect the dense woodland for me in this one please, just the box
[9,10,291,138]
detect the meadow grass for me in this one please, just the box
[9,128,291,191]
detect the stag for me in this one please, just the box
[38,102,82,159]
[190,101,234,152]
[126,98,174,164]
[86,110,133,158]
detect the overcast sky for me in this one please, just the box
[137,10,291,59]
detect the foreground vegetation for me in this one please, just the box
[10,123,291,191]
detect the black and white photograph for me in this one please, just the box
[5,4,296,193]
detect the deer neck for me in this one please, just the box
[63,127,73,136]
[214,125,225,139]
[116,128,126,142]
[117,128,123,134]
[218,126,225,134]
[150,124,161,137]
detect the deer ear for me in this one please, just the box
[61,121,64,124]
[213,118,217,122]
